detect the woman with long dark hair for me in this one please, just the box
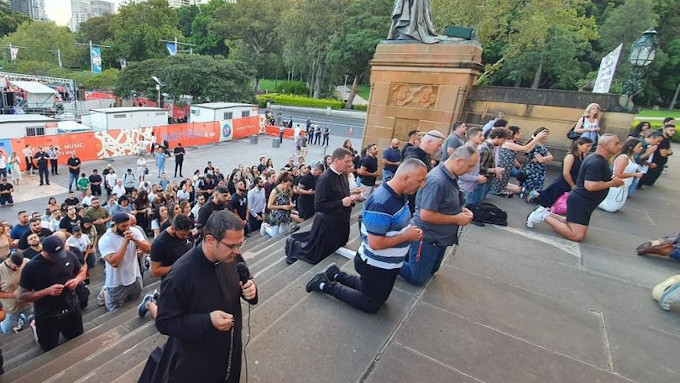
[629,121,651,139]
[598,138,643,212]
[531,137,593,213]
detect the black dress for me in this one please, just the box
[286,169,351,264]
[150,247,257,383]
[537,154,583,208]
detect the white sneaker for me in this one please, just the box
[526,206,548,228]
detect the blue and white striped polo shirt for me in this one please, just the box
[358,183,412,270]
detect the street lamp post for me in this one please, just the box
[623,28,657,110]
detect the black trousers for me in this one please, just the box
[248,214,263,234]
[50,159,58,175]
[322,135,329,146]
[91,184,102,196]
[24,157,33,172]
[327,254,399,314]
[641,166,663,186]
[35,308,84,351]
[38,165,49,185]
[174,160,183,177]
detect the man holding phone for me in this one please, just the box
[97,213,151,311]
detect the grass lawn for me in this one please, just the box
[355,85,370,101]
[257,79,277,93]
[636,109,680,119]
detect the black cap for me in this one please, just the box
[42,235,67,261]
[112,212,130,224]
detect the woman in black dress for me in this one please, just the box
[535,137,593,209]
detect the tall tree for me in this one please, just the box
[212,0,288,91]
[1,21,78,67]
[109,0,184,62]
[327,0,393,108]
[0,2,30,37]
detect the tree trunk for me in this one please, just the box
[313,52,325,99]
[253,77,260,93]
[344,74,360,109]
[670,81,680,110]
[308,57,316,97]
[531,56,544,89]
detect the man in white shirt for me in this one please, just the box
[247,177,266,234]
[97,213,151,311]
[66,226,91,255]
[0,153,7,178]
[112,179,126,197]
[191,194,206,223]
[105,170,118,197]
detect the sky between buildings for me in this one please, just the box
[45,0,124,26]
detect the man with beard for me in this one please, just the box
[146,211,257,383]
[247,177,266,234]
[296,163,324,220]
[381,138,402,181]
[21,233,43,260]
[285,148,363,264]
[229,181,249,235]
[196,186,231,232]
[18,218,53,250]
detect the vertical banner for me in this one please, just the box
[91,46,102,74]
[166,42,177,56]
[10,46,19,61]
[593,44,622,94]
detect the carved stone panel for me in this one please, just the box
[393,118,420,141]
[388,83,439,109]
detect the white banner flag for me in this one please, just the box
[593,44,622,94]
[10,46,19,61]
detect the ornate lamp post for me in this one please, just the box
[623,28,657,109]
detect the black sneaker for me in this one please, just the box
[305,272,329,293]
[324,263,340,281]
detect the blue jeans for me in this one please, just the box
[0,307,33,333]
[156,161,165,177]
[68,172,78,192]
[467,182,491,206]
[628,177,640,197]
[399,240,447,286]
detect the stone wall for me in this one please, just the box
[462,86,637,162]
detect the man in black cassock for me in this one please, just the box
[285,147,363,264]
[146,210,257,383]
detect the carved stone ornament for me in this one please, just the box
[388,84,438,109]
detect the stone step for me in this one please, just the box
[42,322,158,383]
[2,279,161,380]
[109,360,148,383]
[78,333,166,383]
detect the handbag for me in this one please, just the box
[144,167,149,175]
[566,117,584,140]
[551,192,569,215]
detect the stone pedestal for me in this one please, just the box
[362,41,483,149]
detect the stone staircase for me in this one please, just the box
[0,205,367,383]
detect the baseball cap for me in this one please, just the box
[72,225,82,233]
[42,235,67,261]
[112,212,131,224]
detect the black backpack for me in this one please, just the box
[466,202,508,226]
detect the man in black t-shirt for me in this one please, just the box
[642,123,675,186]
[173,143,185,178]
[18,218,53,250]
[196,186,230,231]
[64,191,80,207]
[89,170,103,196]
[33,147,50,186]
[230,181,249,232]
[17,235,86,351]
[297,163,323,220]
[0,177,13,206]
[59,205,82,234]
[198,176,215,200]
[139,215,193,319]
[67,154,81,193]
[359,144,380,199]
[257,157,267,173]
[527,134,623,242]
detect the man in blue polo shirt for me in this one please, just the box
[305,158,427,313]
[381,138,401,181]
[400,145,477,286]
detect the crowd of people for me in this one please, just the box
[0,107,676,379]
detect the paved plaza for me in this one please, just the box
[0,134,678,383]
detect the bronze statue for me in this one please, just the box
[388,0,445,44]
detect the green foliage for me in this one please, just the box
[110,0,183,62]
[69,69,120,90]
[351,104,367,111]
[355,85,370,101]
[0,2,30,37]
[257,79,277,93]
[256,94,344,109]
[274,81,309,95]
[118,55,255,103]
[1,21,79,67]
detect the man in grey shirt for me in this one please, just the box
[399,145,477,286]
[440,122,467,162]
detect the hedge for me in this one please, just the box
[256,94,344,109]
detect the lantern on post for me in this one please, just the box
[623,28,657,109]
